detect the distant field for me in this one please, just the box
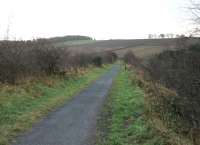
[54,39,96,47]
[54,38,199,59]
[115,45,175,58]
[66,39,179,58]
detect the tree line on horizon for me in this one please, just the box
[148,33,191,39]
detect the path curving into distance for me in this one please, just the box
[13,64,120,145]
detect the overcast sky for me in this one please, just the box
[0,0,192,40]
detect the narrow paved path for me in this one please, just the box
[13,65,120,145]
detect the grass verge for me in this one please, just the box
[97,68,170,145]
[0,65,111,145]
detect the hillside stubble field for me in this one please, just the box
[63,38,199,58]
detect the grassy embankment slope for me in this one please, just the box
[97,67,170,145]
[0,65,111,145]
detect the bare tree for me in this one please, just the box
[159,34,165,38]
[148,34,153,39]
[189,0,200,35]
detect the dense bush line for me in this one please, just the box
[147,44,200,132]
[0,40,117,84]
[123,41,200,144]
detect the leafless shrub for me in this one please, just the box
[92,56,102,67]
[123,50,140,66]
[73,53,92,68]
[91,52,117,67]
[0,40,117,84]
[34,47,66,75]
[102,52,118,64]
[0,40,69,83]
[146,45,200,143]
[0,41,29,83]
[175,36,189,49]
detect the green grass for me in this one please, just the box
[0,65,111,145]
[97,68,169,145]
[54,40,96,47]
